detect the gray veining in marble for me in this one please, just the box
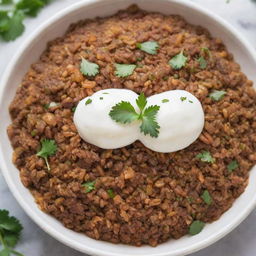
[0,0,256,255]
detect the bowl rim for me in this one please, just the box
[1,0,256,255]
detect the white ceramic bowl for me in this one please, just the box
[0,0,256,255]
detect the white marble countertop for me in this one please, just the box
[0,0,256,255]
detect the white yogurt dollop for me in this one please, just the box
[74,89,139,149]
[74,89,204,152]
[139,90,204,152]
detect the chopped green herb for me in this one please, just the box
[102,92,109,94]
[189,100,193,103]
[209,90,226,101]
[16,0,45,17]
[189,220,205,235]
[169,50,187,70]
[0,11,10,33]
[0,209,24,256]
[109,93,160,138]
[197,56,207,69]
[85,98,92,105]
[30,130,37,137]
[162,99,169,103]
[82,181,96,193]
[114,63,136,78]
[227,160,239,173]
[180,96,187,102]
[107,189,115,198]
[201,190,212,205]
[136,41,159,55]
[201,47,211,56]
[37,139,57,171]
[80,58,99,77]
[99,97,103,100]
[196,151,215,164]
[71,106,76,112]
[136,57,143,62]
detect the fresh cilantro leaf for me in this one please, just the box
[99,97,103,100]
[189,220,205,235]
[114,63,136,78]
[136,41,159,55]
[162,99,169,103]
[140,105,160,138]
[228,160,239,173]
[201,190,212,205]
[169,50,187,70]
[196,151,215,163]
[16,0,45,17]
[107,189,115,199]
[80,58,99,77]
[189,100,193,103]
[0,0,12,4]
[0,11,10,33]
[197,56,207,69]
[37,139,57,171]
[109,101,139,124]
[209,90,226,101]
[82,181,96,193]
[71,106,76,112]
[0,210,23,256]
[180,96,187,102]
[1,11,24,41]
[0,210,22,233]
[85,98,92,105]
[102,92,109,94]
[136,93,147,112]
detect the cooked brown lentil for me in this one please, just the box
[7,5,256,246]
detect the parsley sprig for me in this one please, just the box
[0,0,50,41]
[109,93,160,138]
[37,139,57,171]
[0,210,24,256]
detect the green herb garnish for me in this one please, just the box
[37,139,57,171]
[0,0,13,4]
[80,58,99,77]
[201,190,212,205]
[109,93,160,138]
[227,160,239,173]
[16,0,45,17]
[189,100,193,103]
[189,220,205,235]
[0,209,24,256]
[196,151,215,163]
[209,90,226,101]
[102,92,109,94]
[136,41,159,55]
[82,181,96,193]
[71,106,76,112]
[107,189,115,199]
[180,96,187,102]
[85,98,92,105]
[197,56,207,69]
[169,50,187,70]
[162,99,169,103]
[114,64,136,78]
[99,97,103,100]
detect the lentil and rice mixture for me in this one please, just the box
[7,5,256,246]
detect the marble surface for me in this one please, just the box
[0,0,256,255]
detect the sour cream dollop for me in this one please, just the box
[74,89,204,153]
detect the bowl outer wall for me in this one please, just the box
[0,0,256,256]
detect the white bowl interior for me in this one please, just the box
[0,0,256,256]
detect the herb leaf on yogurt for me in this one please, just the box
[114,64,136,77]
[169,50,187,70]
[80,58,99,77]
[85,98,92,105]
[109,93,160,138]
[136,41,159,55]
